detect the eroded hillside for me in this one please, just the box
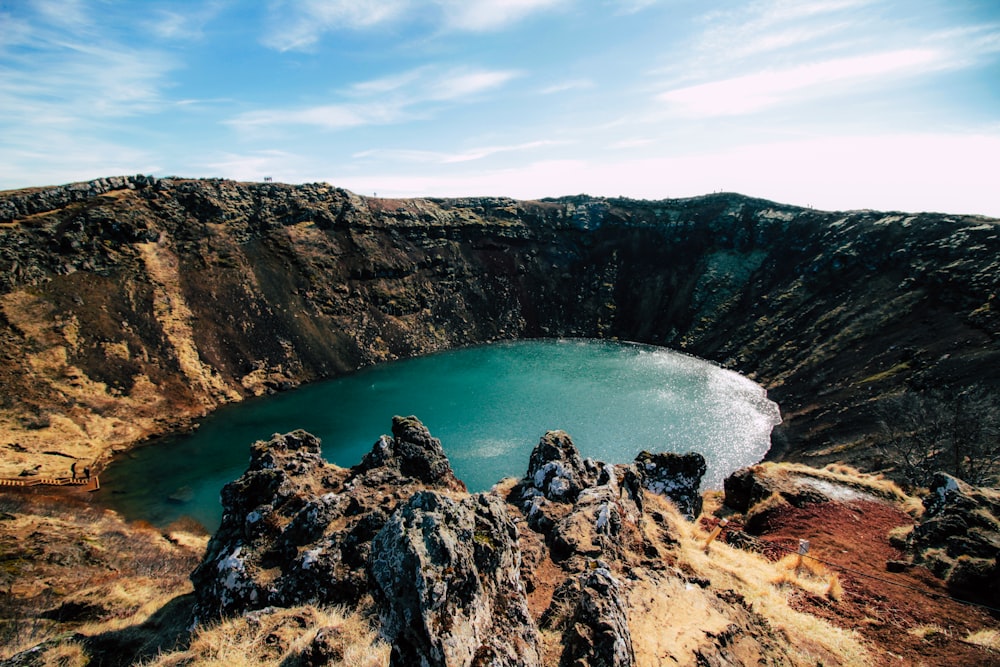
[1,176,998,479]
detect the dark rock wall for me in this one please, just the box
[1,177,997,475]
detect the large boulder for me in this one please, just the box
[634,450,706,519]
[369,491,540,667]
[524,430,599,503]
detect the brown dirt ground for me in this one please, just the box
[716,499,1000,666]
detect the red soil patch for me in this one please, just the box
[738,499,1000,666]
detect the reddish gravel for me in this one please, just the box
[737,499,1000,666]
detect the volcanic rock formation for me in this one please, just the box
[191,417,798,666]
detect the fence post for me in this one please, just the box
[703,518,729,552]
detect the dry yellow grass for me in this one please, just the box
[0,494,207,662]
[651,494,875,666]
[825,573,843,602]
[28,641,90,667]
[144,605,389,667]
[965,629,1000,651]
[744,491,790,524]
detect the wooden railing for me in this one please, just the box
[0,475,100,490]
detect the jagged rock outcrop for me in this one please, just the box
[357,415,466,490]
[370,491,540,667]
[508,431,703,562]
[907,472,1000,606]
[723,465,832,520]
[191,416,463,620]
[187,418,810,665]
[524,430,599,503]
[1,177,997,483]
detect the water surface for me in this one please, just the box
[99,339,780,531]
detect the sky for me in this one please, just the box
[1,0,999,216]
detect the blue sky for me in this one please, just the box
[2,0,999,215]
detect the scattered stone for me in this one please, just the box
[886,559,912,573]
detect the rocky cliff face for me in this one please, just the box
[1,177,997,479]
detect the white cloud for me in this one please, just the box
[227,66,519,131]
[609,138,656,149]
[0,12,174,124]
[348,68,428,96]
[426,69,520,101]
[610,0,660,15]
[263,0,410,51]
[30,0,92,30]
[724,23,848,59]
[262,0,569,51]
[659,49,941,116]
[144,2,227,41]
[434,0,568,32]
[668,0,879,84]
[539,78,595,95]
[230,105,372,131]
[353,139,563,164]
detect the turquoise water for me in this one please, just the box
[98,339,780,531]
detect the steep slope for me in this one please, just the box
[1,176,997,479]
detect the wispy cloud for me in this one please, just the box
[659,48,942,116]
[608,0,661,15]
[263,0,569,51]
[227,66,520,131]
[353,139,563,164]
[426,69,520,101]
[539,78,595,94]
[30,0,92,30]
[659,0,879,85]
[609,137,656,149]
[263,0,410,51]
[230,105,378,131]
[0,0,178,187]
[649,0,1000,119]
[1,41,174,121]
[435,0,568,32]
[0,5,175,123]
[144,1,227,41]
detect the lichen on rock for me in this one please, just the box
[191,417,465,621]
[369,491,540,667]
